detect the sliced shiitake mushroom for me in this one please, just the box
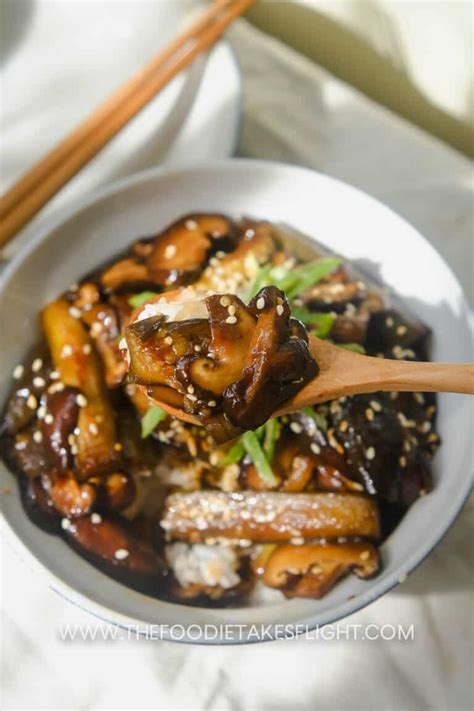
[101,258,151,291]
[195,219,277,292]
[146,214,237,281]
[223,287,317,429]
[263,542,380,598]
[183,294,256,395]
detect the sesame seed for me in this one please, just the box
[194,345,202,352]
[399,456,407,467]
[13,365,24,380]
[33,377,46,388]
[219,296,231,307]
[360,550,371,561]
[50,370,60,380]
[73,427,80,436]
[227,305,236,316]
[37,406,47,420]
[276,305,284,316]
[61,345,73,358]
[225,316,237,325]
[291,537,305,546]
[256,297,265,310]
[114,548,129,560]
[48,382,65,394]
[385,317,394,327]
[82,344,92,355]
[396,325,408,336]
[185,219,197,230]
[33,431,43,443]
[339,420,349,432]
[164,336,173,345]
[44,414,54,425]
[26,394,38,410]
[31,358,43,372]
[69,306,82,319]
[91,513,102,524]
[89,423,99,435]
[310,442,321,455]
[61,518,71,530]
[114,442,123,452]
[209,452,220,466]
[370,400,382,412]
[414,393,425,404]
[15,441,27,451]
[420,421,431,433]
[76,394,88,408]
[187,394,198,402]
[208,400,217,407]
[187,384,195,394]
[290,422,303,434]
[365,408,374,421]
[164,244,177,259]
[365,446,376,460]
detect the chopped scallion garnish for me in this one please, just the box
[141,405,167,438]
[246,257,341,302]
[263,418,281,463]
[128,291,159,308]
[222,439,246,465]
[291,308,336,338]
[242,431,278,486]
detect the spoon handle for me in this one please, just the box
[366,358,474,395]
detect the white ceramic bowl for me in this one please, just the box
[1,160,472,644]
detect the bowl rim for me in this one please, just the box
[1,158,473,645]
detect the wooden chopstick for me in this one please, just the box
[0,0,255,247]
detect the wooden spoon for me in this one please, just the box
[146,335,474,426]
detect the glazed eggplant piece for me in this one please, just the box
[63,514,167,595]
[125,286,317,432]
[161,490,380,542]
[42,299,118,477]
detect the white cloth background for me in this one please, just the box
[1,18,473,711]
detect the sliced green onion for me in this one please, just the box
[312,313,337,339]
[246,257,341,302]
[242,431,278,486]
[222,439,246,466]
[141,405,167,438]
[285,258,342,299]
[246,263,272,300]
[338,342,366,354]
[302,407,328,432]
[291,308,336,338]
[128,291,159,308]
[263,418,281,463]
